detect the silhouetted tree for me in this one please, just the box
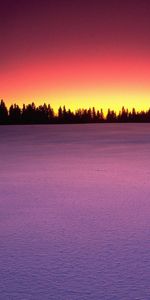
[118,106,128,122]
[47,104,54,122]
[9,104,21,124]
[0,100,8,124]
[0,99,150,124]
[106,109,117,122]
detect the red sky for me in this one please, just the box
[1,0,150,111]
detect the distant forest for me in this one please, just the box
[0,100,150,124]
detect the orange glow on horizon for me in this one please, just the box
[1,53,150,113]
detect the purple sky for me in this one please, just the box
[1,0,150,110]
[1,0,150,66]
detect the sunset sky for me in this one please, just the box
[1,0,150,112]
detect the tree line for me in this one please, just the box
[0,99,150,124]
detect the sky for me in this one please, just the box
[0,0,150,112]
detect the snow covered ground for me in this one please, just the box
[0,124,150,299]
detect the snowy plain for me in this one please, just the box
[0,124,150,300]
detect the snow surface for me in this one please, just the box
[0,124,150,300]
